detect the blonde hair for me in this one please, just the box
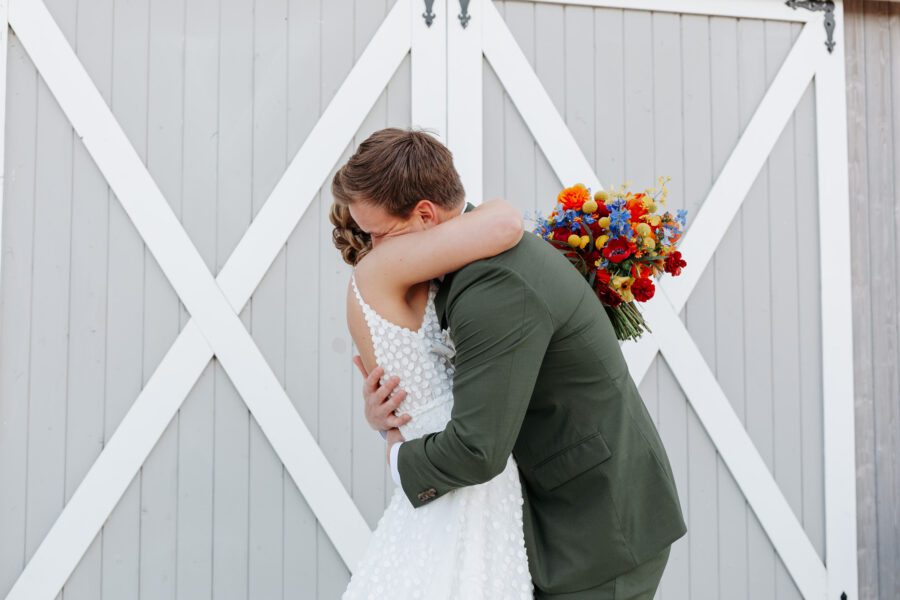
[329,202,372,266]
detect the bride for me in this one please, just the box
[330,192,533,599]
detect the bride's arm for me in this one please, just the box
[359,198,524,289]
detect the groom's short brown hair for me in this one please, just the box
[331,127,465,216]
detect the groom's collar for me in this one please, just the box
[434,201,474,328]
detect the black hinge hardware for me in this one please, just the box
[459,0,471,28]
[784,0,836,53]
[423,0,436,27]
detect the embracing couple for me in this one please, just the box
[329,127,686,599]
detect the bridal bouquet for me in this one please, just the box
[532,177,688,341]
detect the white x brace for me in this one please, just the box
[4,1,856,599]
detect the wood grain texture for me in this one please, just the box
[845,2,900,599]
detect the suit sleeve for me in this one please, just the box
[396,263,554,508]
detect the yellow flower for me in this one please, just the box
[594,190,609,203]
[567,234,582,248]
[644,214,662,227]
[582,199,599,214]
[579,235,590,249]
[642,198,657,213]
[611,276,635,302]
[598,216,611,229]
[643,237,656,251]
[635,223,652,237]
[596,234,609,248]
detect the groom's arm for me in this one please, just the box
[396,263,553,508]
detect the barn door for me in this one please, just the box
[444,1,856,598]
[1,0,425,597]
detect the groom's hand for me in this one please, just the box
[353,355,412,431]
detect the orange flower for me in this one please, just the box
[626,197,648,222]
[557,184,591,211]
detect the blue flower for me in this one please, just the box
[608,207,634,238]
[676,208,688,227]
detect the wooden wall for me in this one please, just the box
[0,0,406,598]
[844,2,900,599]
[487,3,824,599]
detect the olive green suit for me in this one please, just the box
[396,205,687,596]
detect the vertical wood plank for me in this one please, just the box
[213,0,253,597]
[765,22,804,600]
[679,13,721,600]
[651,11,692,600]
[533,2,564,198]
[62,1,114,597]
[284,0,323,594]
[0,30,37,600]
[844,3,879,598]
[103,0,150,597]
[176,0,219,596]
[139,1,186,597]
[594,8,625,187]
[502,1,538,214]
[737,17,777,600]
[862,3,899,598]
[709,14,750,600]
[350,0,390,531]
[25,15,75,600]
[248,0,289,598]
[318,0,356,594]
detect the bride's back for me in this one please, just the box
[348,273,457,441]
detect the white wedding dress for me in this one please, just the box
[342,273,533,600]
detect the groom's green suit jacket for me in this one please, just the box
[396,204,687,594]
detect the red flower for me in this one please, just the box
[596,268,611,285]
[631,277,655,302]
[602,237,636,263]
[664,250,687,276]
[595,282,623,307]
[552,228,571,243]
[595,202,610,218]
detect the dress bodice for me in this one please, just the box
[351,272,456,440]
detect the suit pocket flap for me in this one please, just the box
[531,431,612,491]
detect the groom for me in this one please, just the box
[350,128,686,599]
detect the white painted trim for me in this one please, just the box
[623,21,822,383]
[512,0,816,22]
[482,2,602,192]
[639,296,828,599]
[483,3,834,597]
[447,0,484,205]
[0,0,8,305]
[412,0,447,140]
[815,3,859,599]
[4,0,412,597]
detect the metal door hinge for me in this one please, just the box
[785,0,836,53]
[423,0,436,27]
[459,0,471,28]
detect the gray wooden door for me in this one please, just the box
[476,1,857,599]
[0,0,857,599]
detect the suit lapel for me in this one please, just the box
[434,202,475,329]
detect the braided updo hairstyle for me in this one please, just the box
[329,202,372,266]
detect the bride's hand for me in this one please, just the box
[354,355,412,431]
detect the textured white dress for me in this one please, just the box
[342,273,533,600]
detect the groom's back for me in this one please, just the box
[454,231,687,592]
